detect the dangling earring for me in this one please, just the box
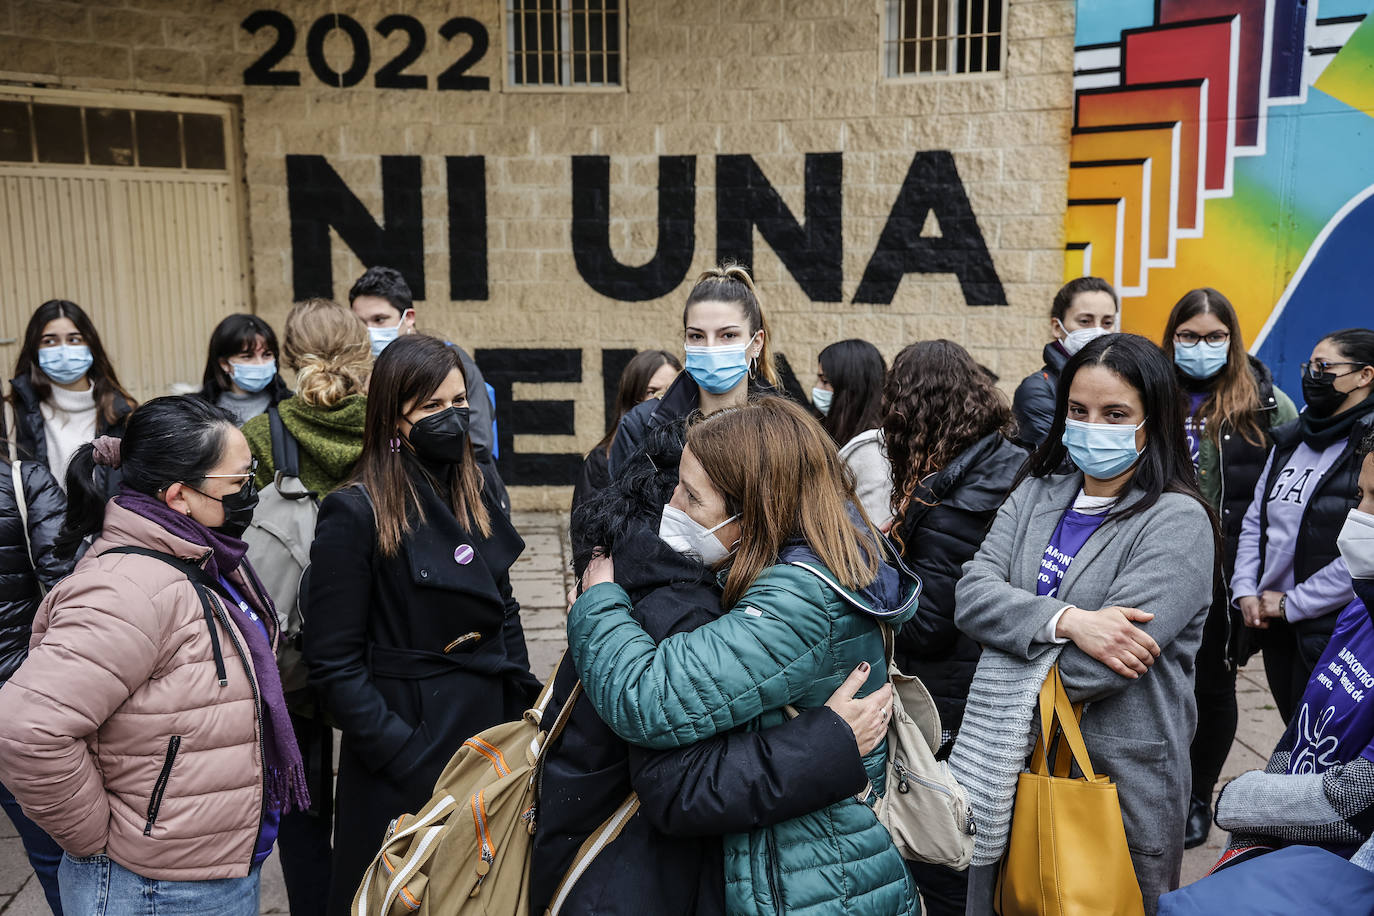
[747,354,758,380]
[389,436,401,453]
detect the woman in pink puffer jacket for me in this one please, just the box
[0,396,309,916]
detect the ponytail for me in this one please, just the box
[56,443,106,557]
[683,264,780,390]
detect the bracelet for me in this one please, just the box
[1278,593,1288,619]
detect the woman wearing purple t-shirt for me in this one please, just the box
[1213,434,1374,866]
[1232,329,1374,723]
[952,334,1216,915]
[1159,288,1298,849]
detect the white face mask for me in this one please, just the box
[1055,319,1111,357]
[367,313,407,357]
[658,504,738,567]
[1338,508,1374,580]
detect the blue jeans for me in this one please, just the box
[58,852,261,916]
[0,779,63,914]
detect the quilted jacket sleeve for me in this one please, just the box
[21,461,73,590]
[566,573,832,749]
[0,571,166,855]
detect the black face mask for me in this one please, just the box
[1302,373,1350,420]
[192,476,259,538]
[407,406,470,465]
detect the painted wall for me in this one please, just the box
[0,0,1078,507]
[1066,0,1374,402]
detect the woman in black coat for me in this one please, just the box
[533,421,890,915]
[0,458,75,913]
[881,340,1026,916]
[305,336,540,914]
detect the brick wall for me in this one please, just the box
[0,0,1075,508]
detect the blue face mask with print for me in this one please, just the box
[811,387,834,416]
[1174,340,1229,380]
[231,359,277,393]
[37,344,93,385]
[1062,417,1146,479]
[684,343,751,395]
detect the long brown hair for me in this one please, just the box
[682,264,781,390]
[353,335,490,557]
[595,349,682,455]
[282,298,371,409]
[882,340,1015,528]
[686,398,879,607]
[1161,288,1264,446]
[12,299,136,427]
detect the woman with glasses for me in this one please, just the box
[1233,328,1374,723]
[0,396,300,915]
[1159,288,1297,849]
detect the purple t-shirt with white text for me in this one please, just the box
[1037,509,1108,598]
[1287,597,1374,774]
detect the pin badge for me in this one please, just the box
[454,544,475,565]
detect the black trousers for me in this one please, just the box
[908,859,968,916]
[279,710,334,916]
[1189,599,1238,802]
[1261,614,1339,724]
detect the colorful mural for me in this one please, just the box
[1067,0,1374,401]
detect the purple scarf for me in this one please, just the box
[115,487,310,813]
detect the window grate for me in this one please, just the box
[508,0,623,88]
[884,0,1004,78]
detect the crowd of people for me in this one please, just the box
[0,261,1370,916]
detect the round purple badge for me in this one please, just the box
[454,544,475,565]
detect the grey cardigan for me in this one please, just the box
[954,472,1215,914]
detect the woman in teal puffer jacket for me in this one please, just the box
[569,398,921,916]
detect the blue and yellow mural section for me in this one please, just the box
[1067,0,1374,401]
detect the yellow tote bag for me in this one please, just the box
[994,664,1144,916]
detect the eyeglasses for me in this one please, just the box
[1301,360,1367,380]
[201,458,258,483]
[1174,331,1230,347]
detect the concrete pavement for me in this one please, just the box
[0,510,1288,912]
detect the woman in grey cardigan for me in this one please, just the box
[951,334,1217,915]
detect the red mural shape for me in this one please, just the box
[1159,0,1269,148]
[1122,17,1239,193]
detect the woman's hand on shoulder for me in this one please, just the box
[583,551,615,590]
[824,662,893,756]
[1057,606,1160,679]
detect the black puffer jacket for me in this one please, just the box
[892,432,1027,735]
[529,517,867,916]
[0,460,72,682]
[1011,342,1071,448]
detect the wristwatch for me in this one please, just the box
[1278,593,1288,619]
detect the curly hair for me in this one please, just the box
[882,339,1015,524]
[282,298,371,409]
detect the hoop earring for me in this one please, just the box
[748,355,758,379]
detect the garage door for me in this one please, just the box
[0,88,250,402]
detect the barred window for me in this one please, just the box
[884,0,1004,78]
[507,0,623,88]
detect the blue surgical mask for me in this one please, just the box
[684,342,751,395]
[812,387,834,416]
[1062,417,1146,479]
[37,344,93,385]
[230,359,277,393]
[1174,340,1229,380]
[367,314,406,357]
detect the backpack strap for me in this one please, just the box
[268,407,316,501]
[99,546,230,686]
[545,792,641,916]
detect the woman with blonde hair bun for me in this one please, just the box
[239,297,371,916]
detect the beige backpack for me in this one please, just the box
[351,662,638,916]
[870,622,977,868]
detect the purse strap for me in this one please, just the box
[1029,664,1100,779]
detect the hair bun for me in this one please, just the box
[91,436,122,468]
